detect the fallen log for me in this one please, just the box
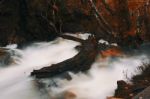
[59,34,84,43]
[31,35,100,78]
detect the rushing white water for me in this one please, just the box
[0,37,80,99]
[46,55,148,99]
[0,35,149,99]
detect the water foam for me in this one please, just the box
[0,36,148,99]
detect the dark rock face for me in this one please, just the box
[0,0,58,46]
[0,0,150,47]
[0,0,131,46]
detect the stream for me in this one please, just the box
[0,34,149,99]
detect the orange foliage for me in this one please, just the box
[101,47,123,58]
[126,27,136,37]
[128,0,146,11]
[65,0,149,40]
[126,0,148,37]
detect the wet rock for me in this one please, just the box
[107,97,123,99]
[64,91,77,99]
[114,63,150,99]
[115,80,133,99]
[133,86,150,99]
[0,48,12,65]
[0,48,21,66]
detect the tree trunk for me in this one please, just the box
[31,35,99,79]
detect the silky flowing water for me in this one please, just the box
[0,35,149,99]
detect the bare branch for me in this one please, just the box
[101,0,115,16]
[59,35,84,43]
[88,0,113,34]
[39,13,59,33]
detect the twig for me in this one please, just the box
[101,0,115,16]
[40,13,59,33]
[88,0,113,34]
[59,35,84,43]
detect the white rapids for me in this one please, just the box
[0,34,149,99]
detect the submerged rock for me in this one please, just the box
[0,48,21,66]
[0,48,12,65]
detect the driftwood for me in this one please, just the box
[31,35,100,78]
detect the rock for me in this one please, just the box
[114,63,150,99]
[0,48,12,65]
[0,48,21,66]
[117,80,128,88]
[115,80,133,99]
[133,86,150,99]
[107,97,123,99]
[64,91,77,99]
[1,0,148,47]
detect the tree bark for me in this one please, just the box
[31,35,99,79]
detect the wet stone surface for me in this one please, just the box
[0,48,21,66]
